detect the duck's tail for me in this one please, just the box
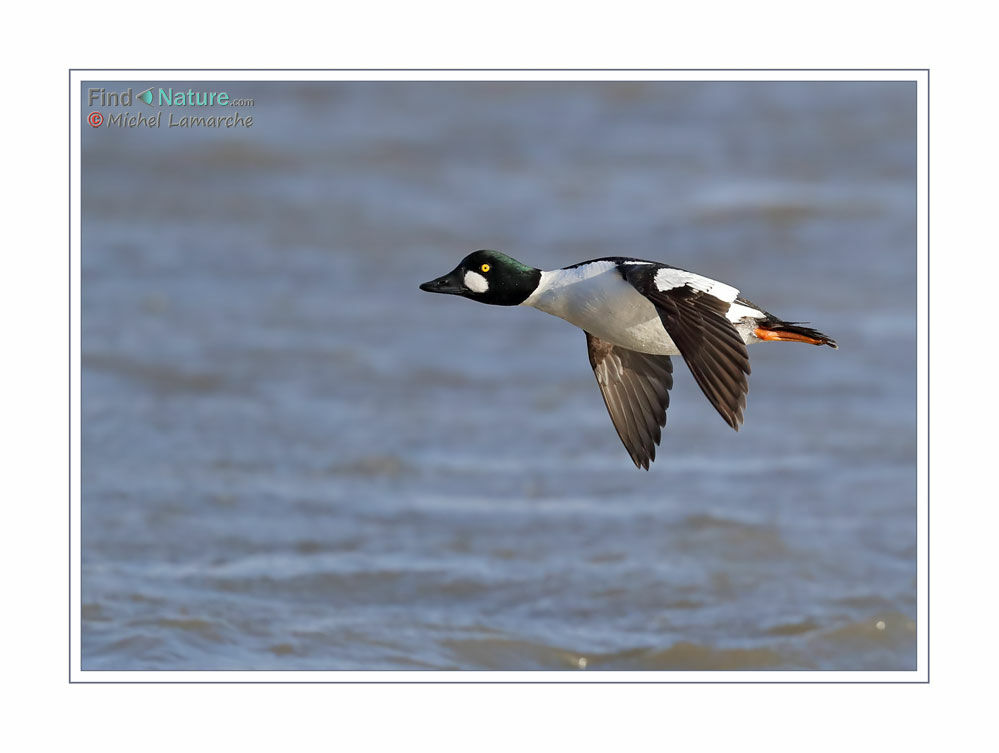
[754,320,838,349]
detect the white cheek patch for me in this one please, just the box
[654,268,739,304]
[464,270,489,294]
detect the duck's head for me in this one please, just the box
[419,250,541,306]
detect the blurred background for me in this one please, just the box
[81,80,916,670]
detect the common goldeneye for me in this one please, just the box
[420,250,837,469]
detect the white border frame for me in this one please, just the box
[69,69,928,683]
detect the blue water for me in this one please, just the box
[81,81,917,670]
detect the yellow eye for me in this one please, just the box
[480,263,490,273]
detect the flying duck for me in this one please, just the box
[419,250,837,469]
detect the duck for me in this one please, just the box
[419,250,837,469]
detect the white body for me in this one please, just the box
[521,261,764,355]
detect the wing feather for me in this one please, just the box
[586,332,673,469]
[623,265,750,430]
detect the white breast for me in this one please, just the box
[521,263,680,355]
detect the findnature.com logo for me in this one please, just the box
[86,86,256,129]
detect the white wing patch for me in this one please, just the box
[654,267,739,304]
[464,270,489,293]
[726,301,765,323]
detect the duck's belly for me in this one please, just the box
[526,269,681,355]
[578,297,679,355]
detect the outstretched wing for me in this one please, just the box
[622,265,750,430]
[586,332,673,470]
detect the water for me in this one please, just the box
[81,81,917,671]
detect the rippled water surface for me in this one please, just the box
[81,81,917,671]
